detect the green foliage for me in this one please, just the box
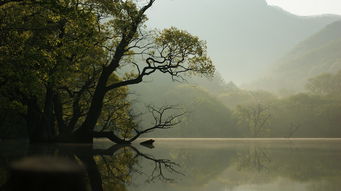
[0,0,215,141]
[155,27,214,77]
[234,103,272,137]
[0,1,125,139]
[132,78,239,138]
[0,0,110,138]
[131,66,341,138]
[269,93,341,137]
[306,70,341,95]
[98,86,137,139]
[164,85,236,137]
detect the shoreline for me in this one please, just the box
[136,137,341,142]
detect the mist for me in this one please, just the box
[1,1,341,191]
[146,0,340,85]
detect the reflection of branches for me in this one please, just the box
[93,144,182,182]
[0,143,182,191]
[87,143,182,189]
[237,146,271,172]
[129,146,183,182]
[287,122,300,138]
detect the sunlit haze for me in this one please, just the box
[146,0,341,85]
[266,0,341,16]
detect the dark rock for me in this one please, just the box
[140,139,155,148]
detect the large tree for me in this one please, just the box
[0,0,214,143]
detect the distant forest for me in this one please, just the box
[130,69,341,138]
[129,19,341,138]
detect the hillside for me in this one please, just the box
[251,20,341,93]
[130,0,341,138]
[130,73,241,138]
[147,0,341,84]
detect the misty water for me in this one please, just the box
[1,139,341,191]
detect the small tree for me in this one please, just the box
[235,103,272,137]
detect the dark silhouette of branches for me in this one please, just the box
[128,105,185,142]
[92,105,185,144]
[129,146,183,182]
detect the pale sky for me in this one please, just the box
[266,0,341,16]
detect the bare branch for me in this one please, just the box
[127,105,185,142]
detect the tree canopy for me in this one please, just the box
[0,0,215,143]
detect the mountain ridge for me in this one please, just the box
[147,0,341,84]
[250,19,341,93]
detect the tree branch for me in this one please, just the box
[92,131,129,144]
[127,105,185,142]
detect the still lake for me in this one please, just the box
[1,138,341,191]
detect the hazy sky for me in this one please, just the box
[145,0,341,84]
[266,0,341,16]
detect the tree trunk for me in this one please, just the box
[41,85,56,140]
[73,70,110,143]
[26,97,44,143]
[74,58,125,143]
[27,86,58,143]
[65,2,153,144]
[53,93,68,134]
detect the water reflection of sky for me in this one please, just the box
[128,139,341,191]
[1,139,341,191]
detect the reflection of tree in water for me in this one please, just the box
[230,143,341,191]
[95,148,136,190]
[0,143,181,191]
[0,161,8,187]
[130,146,182,183]
[92,145,182,191]
[308,177,341,191]
[235,145,271,172]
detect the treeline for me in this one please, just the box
[134,70,341,138]
[2,67,340,138]
[230,70,341,137]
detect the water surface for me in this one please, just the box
[1,139,341,191]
